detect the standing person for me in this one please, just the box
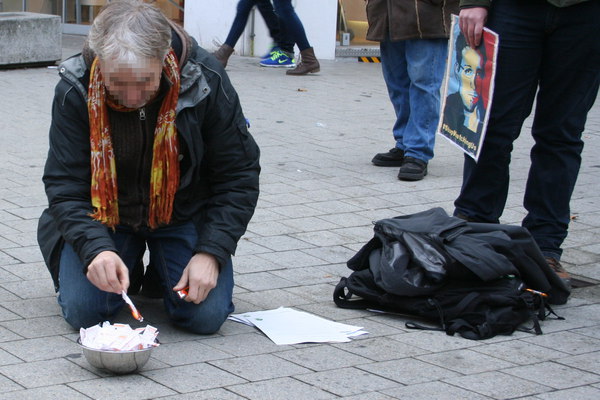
[213,0,296,68]
[272,0,320,75]
[368,0,460,181]
[454,0,600,285]
[37,0,260,334]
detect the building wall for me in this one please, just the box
[184,0,337,60]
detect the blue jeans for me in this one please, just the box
[57,221,235,334]
[454,0,600,259]
[272,0,311,51]
[380,37,448,162]
[225,0,294,53]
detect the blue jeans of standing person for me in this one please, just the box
[454,0,600,260]
[57,221,235,334]
[225,0,294,54]
[272,0,311,51]
[380,37,448,163]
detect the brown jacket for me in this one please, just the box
[366,0,460,41]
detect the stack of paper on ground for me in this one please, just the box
[80,322,159,351]
[229,307,367,345]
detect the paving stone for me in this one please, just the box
[153,388,246,399]
[556,351,600,375]
[0,316,74,339]
[358,357,460,385]
[246,235,314,252]
[471,339,569,365]
[269,265,340,285]
[332,336,429,361]
[0,358,97,388]
[1,246,43,263]
[0,336,78,362]
[380,381,489,400]
[0,375,24,396]
[300,245,357,264]
[201,332,292,357]
[277,345,372,372]
[69,375,176,399]
[234,271,295,291]
[295,367,400,397]
[0,296,62,320]
[503,361,600,390]
[0,385,91,400]
[228,376,336,400]
[141,363,246,393]
[234,288,312,309]
[520,331,600,355]
[388,331,480,352]
[209,353,310,381]
[416,349,516,375]
[280,216,342,233]
[257,249,327,268]
[298,302,371,324]
[139,340,231,367]
[443,371,552,399]
[535,385,600,400]
[1,279,56,300]
[340,392,397,400]
[231,254,283,274]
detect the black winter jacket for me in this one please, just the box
[38,32,260,291]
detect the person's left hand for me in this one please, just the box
[173,252,219,304]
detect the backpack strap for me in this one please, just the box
[333,278,372,310]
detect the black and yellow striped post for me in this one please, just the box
[358,56,381,63]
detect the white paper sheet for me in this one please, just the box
[228,307,368,345]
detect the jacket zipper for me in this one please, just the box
[139,107,146,121]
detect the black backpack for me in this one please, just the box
[333,209,567,340]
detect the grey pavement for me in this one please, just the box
[0,34,599,399]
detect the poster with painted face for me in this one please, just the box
[437,15,498,161]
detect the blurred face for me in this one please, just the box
[457,47,483,113]
[99,57,162,109]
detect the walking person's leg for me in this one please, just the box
[272,0,320,75]
[214,0,257,67]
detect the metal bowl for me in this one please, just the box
[77,338,156,374]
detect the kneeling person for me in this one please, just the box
[38,0,260,334]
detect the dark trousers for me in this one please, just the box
[225,0,294,54]
[272,0,311,51]
[454,0,600,259]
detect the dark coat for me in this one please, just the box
[346,208,571,305]
[366,0,460,41]
[38,32,260,291]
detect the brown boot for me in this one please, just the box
[286,47,320,75]
[213,44,234,68]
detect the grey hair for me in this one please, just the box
[88,0,172,63]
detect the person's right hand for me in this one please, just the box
[86,251,130,294]
[459,7,488,49]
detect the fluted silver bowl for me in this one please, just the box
[77,338,156,374]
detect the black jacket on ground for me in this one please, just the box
[347,208,571,304]
[38,29,260,291]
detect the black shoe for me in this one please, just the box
[398,157,428,181]
[372,147,404,167]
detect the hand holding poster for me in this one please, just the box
[437,15,499,161]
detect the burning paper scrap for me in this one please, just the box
[121,290,143,321]
[80,322,159,351]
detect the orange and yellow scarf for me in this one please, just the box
[87,49,181,229]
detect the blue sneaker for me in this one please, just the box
[261,45,280,60]
[260,50,295,68]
